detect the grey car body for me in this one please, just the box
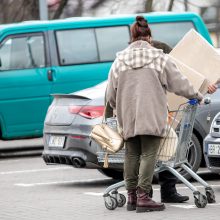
[203,112,220,174]
[42,81,220,179]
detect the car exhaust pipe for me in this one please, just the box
[72,157,85,168]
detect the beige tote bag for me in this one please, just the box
[158,127,178,162]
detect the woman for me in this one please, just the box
[106,15,203,213]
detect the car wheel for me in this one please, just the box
[98,168,123,180]
[178,133,202,180]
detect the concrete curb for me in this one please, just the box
[0,149,43,158]
[0,137,44,158]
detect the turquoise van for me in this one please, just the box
[0,12,212,140]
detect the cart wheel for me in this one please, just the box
[117,193,126,207]
[206,188,216,203]
[194,193,207,208]
[104,196,118,210]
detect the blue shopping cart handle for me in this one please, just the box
[188,99,198,105]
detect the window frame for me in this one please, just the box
[0,32,47,72]
[55,25,131,66]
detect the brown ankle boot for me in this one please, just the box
[136,187,165,212]
[127,189,137,211]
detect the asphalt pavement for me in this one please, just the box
[0,156,220,220]
[0,138,220,219]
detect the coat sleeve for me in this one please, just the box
[161,57,203,101]
[215,78,220,84]
[106,61,118,109]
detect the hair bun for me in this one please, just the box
[136,16,145,22]
[136,15,148,27]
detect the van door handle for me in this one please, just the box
[47,70,53,81]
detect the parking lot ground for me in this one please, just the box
[0,156,220,220]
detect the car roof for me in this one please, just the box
[0,12,200,33]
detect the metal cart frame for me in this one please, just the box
[97,99,216,210]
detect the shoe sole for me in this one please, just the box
[136,205,165,213]
[161,198,189,203]
[127,204,136,211]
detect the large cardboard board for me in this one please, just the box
[167,29,220,111]
[167,55,209,111]
[170,29,220,84]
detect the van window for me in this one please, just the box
[96,26,130,61]
[56,29,98,65]
[150,22,195,48]
[0,35,45,71]
[56,26,130,65]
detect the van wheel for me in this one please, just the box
[98,168,123,180]
[178,133,202,180]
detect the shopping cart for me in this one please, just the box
[96,99,216,210]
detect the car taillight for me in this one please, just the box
[68,106,83,114]
[68,106,104,119]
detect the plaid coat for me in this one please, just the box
[106,40,202,140]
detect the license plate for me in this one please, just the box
[49,135,65,148]
[208,144,220,156]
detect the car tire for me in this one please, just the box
[98,168,123,180]
[178,133,202,180]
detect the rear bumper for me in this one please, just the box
[43,130,103,168]
[203,135,220,174]
[42,149,101,169]
[43,130,124,170]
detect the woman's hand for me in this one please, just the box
[207,84,218,94]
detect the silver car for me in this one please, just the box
[204,112,220,174]
[43,81,123,179]
[42,81,220,179]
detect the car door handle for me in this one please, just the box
[47,70,53,81]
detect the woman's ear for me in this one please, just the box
[148,36,152,44]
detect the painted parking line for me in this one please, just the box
[14,178,111,187]
[15,179,220,189]
[84,184,220,197]
[84,192,105,196]
[0,167,71,175]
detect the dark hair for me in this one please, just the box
[130,16,152,43]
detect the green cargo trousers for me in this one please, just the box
[124,135,161,194]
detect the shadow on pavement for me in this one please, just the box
[197,172,220,181]
[56,179,120,188]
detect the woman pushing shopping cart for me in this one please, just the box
[102,15,216,212]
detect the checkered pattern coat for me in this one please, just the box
[106,40,202,140]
